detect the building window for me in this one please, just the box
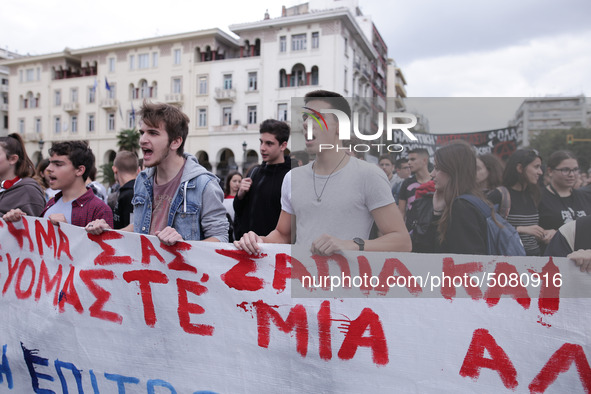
[24,92,39,109]
[106,83,116,99]
[131,85,139,100]
[248,106,257,124]
[248,72,257,91]
[223,107,232,125]
[35,118,41,134]
[344,37,349,56]
[108,57,115,72]
[26,68,35,82]
[140,81,149,98]
[198,108,207,127]
[279,36,287,52]
[173,49,181,65]
[138,53,149,69]
[71,116,78,133]
[18,119,25,134]
[312,32,319,49]
[279,69,287,88]
[311,66,319,85]
[54,90,61,106]
[129,55,135,70]
[54,116,61,133]
[88,86,96,103]
[291,34,306,51]
[128,111,136,129]
[108,113,115,131]
[223,74,232,90]
[344,67,348,92]
[88,114,95,132]
[291,65,306,87]
[71,88,78,103]
[172,78,182,94]
[277,104,287,121]
[198,76,208,95]
[152,52,158,68]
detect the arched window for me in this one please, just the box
[129,83,138,100]
[254,39,261,56]
[243,40,250,58]
[140,80,149,98]
[291,64,306,86]
[150,81,158,98]
[279,69,288,88]
[311,66,319,85]
[216,148,236,179]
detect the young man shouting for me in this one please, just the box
[87,102,228,245]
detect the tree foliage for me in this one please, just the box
[100,162,115,186]
[529,127,591,171]
[117,128,140,154]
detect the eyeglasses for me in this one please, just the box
[554,167,579,176]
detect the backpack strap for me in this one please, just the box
[496,186,511,219]
[456,194,491,219]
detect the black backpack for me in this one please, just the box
[406,193,436,253]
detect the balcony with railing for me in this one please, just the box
[165,93,184,104]
[101,99,119,110]
[63,102,80,113]
[214,88,237,102]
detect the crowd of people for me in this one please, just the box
[1,91,590,273]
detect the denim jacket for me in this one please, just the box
[132,153,228,241]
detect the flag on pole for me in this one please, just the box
[131,102,136,127]
[118,103,124,121]
[105,77,111,91]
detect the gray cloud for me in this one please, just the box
[364,0,591,65]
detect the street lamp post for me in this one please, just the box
[242,141,247,172]
[38,139,45,160]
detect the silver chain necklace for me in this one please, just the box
[312,154,347,202]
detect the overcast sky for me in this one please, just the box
[3,0,591,100]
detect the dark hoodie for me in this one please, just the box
[233,157,291,239]
[0,177,45,216]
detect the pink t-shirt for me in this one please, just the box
[149,165,184,235]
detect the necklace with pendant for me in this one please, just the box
[312,154,347,202]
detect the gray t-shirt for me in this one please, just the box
[43,197,73,224]
[281,157,394,247]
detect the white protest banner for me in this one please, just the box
[0,217,590,393]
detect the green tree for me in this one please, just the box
[117,128,140,154]
[100,162,115,187]
[530,127,591,171]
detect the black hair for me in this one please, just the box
[49,140,95,181]
[259,119,290,145]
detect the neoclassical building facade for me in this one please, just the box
[2,0,400,181]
